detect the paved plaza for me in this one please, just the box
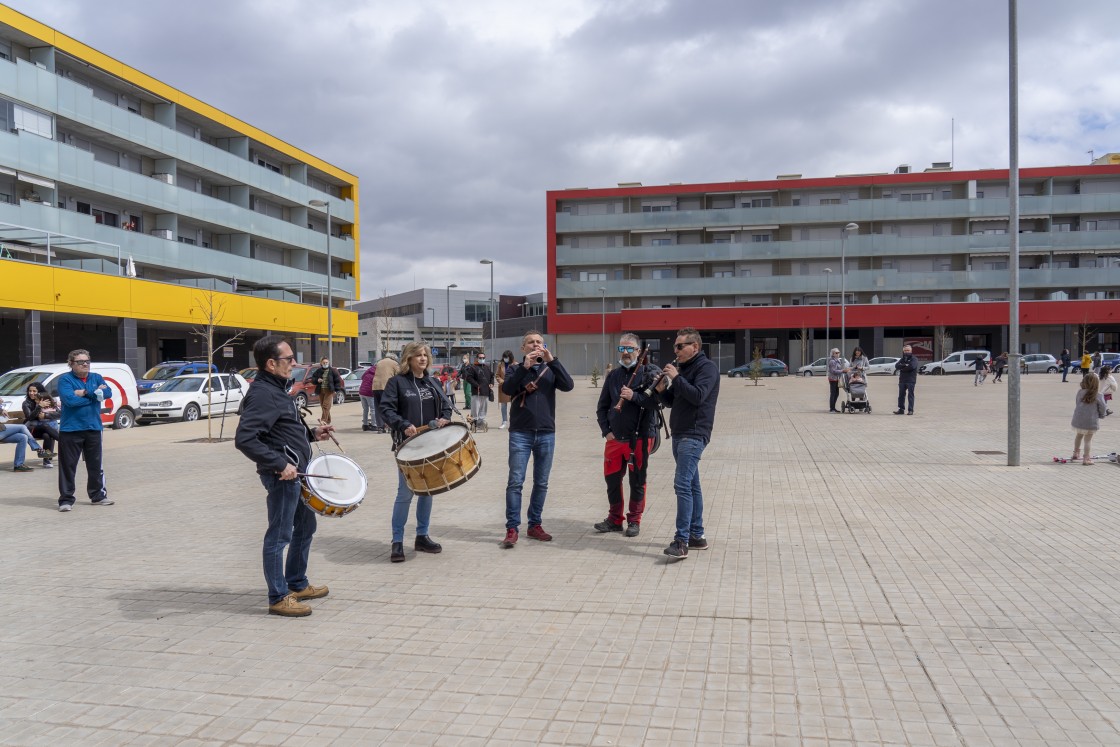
[2,371,1119,746]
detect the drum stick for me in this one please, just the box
[316,420,345,453]
[296,472,347,480]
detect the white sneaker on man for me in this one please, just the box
[499,422,508,429]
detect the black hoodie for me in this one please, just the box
[657,351,719,444]
[235,370,314,474]
[501,359,574,432]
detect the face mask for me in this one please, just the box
[619,358,636,369]
[503,357,511,362]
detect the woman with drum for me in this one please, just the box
[379,341,453,563]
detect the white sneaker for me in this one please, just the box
[499,422,508,429]
[59,504,72,512]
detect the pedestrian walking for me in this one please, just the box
[972,355,988,386]
[1081,351,1092,376]
[358,365,377,431]
[235,336,335,617]
[992,352,1008,382]
[496,350,515,428]
[370,354,399,433]
[1070,372,1108,465]
[1100,365,1117,415]
[462,351,494,428]
[1060,348,1071,382]
[894,344,919,415]
[656,327,720,560]
[309,358,343,424]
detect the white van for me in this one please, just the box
[0,362,140,429]
[919,350,991,375]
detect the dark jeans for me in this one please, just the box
[58,429,107,506]
[828,380,840,410]
[897,380,916,413]
[261,472,317,605]
[28,420,59,452]
[1061,364,1069,382]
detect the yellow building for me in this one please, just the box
[0,4,359,373]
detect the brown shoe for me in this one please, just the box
[289,584,329,601]
[268,594,312,617]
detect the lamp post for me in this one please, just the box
[427,307,435,349]
[840,222,859,356]
[823,268,833,361]
[446,283,457,365]
[598,287,607,370]
[308,199,332,363]
[480,259,495,364]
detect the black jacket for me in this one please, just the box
[501,359,574,432]
[378,371,453,439]
[895,353,919,383]
[657,351,719,444]
[310,365,343,395]
[596,363,661,441]
[235,370,314,474]
[461,363,494,397]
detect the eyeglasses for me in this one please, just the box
[72,359,91,365]
[617,346,638,353]
[674,343,694,351]
[273,355,296,363]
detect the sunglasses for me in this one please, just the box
[617,346,637,353]
[674,342,694,351]
[72,359,92,365]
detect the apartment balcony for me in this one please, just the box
[0,58,355,224]
[556,265,1120,300]
[555,194,1120,234]
[0,129,354,265]
[0,200,356,302]
[555,229,1120,266]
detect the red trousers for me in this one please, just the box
[603,437,653,525]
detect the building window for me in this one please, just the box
[751,235,771,243]
[820,198,841,205]
[256,156,282,174]
[464,301,492,323]
[900,192,932,201]
[651,269,673,280]
[579,271,607,282]
[976,191,984,199]
[12,103,54,139]
[942,190,952,200]
[742,198,772,208]
[651,238,672,246]
[739,269,752,277]
[713,271,734,278]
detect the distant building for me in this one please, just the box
[548,160,1120,372]
[0,6,359,372]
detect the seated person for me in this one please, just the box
[0,406,48,472]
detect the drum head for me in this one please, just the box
[397,423,469,461]
[305,453,367,507]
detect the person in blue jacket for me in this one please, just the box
[56,349,114,512]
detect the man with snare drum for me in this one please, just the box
[236,335,334,618]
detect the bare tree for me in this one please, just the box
[190,290,246,442]
[1077,317,1096,356]
[372,289,399,359]
[795,325,809,370]
[935,325,953,361]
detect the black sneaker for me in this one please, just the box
[390,542,405,562]
[663,539,688,559]
[688,535,708,550]
[893,410,905,415]
[624,522,640,537]
[594,520,623,533]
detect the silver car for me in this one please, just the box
[865,356,901,375]
[798,357,848,376]
[1020,354,1059,374]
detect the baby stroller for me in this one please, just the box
[840,372,871,413]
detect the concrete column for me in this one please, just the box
[21,309,46,366]
[153,102,176,129]
[29,46,56,73]
[867,327,885,358]
[117,318,140,375]
[997,325,1009,355]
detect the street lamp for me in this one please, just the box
[480,259,495,364]
[598,287,607,370]
[427,307,435,340]
[308,199,332,363]
[823,268,833,361]
[446,283,458,365]
[840,222,859,356]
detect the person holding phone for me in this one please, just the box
[499,331,574,547]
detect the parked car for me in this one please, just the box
[728,359,789,378]
[138,373,249,423]
[1099,352,1120,371]
[0,361,139,429]
[287,363,346,408]
[138,361,217,394]
[919,350,990,375]
[865,356,901,375]
[341,368,369,401]
[797,357,848,376]
[238,367,259,383]
[1020,353,1059,374]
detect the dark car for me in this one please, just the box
[727,359,789,378]
[287,363,346,408]
[138,361,217,394]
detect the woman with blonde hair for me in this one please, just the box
[1070,372,1108,465]
[378,341,453,562]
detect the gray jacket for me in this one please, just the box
[1071,392,1108,431]
[827,357,844,381]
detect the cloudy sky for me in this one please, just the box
[12,0,1120,300]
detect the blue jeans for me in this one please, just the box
[1062,364,1069,382]
[391,471,432,542]
[1,424,41,467]
[671,437,707,542]
[261,472,317,605]
[500,402,508,423]
[505,430,555,529]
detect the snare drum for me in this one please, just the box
[300,453,367,517]
[395,423,481,496]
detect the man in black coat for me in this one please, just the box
[594,333,660,537]
[894,344,919,415]
[236,336,334,617]
[310,357,343,424]
[462,352,494,428]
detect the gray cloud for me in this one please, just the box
[10,0,1120,298]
